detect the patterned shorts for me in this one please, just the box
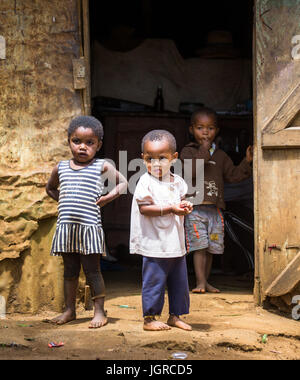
[185,205,224,254]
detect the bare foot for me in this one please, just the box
[167,315,192,331]
[89,311,108,329]
[206,283,220,293]
[143,317,171,331]
[51,309,76,325]
[192,287,206,294]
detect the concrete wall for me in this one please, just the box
[0,0,82,312]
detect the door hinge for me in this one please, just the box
[72,57,86,89]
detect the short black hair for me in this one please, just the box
[141,129,177,153]
[191,107,218,127]
[68,116,104,141]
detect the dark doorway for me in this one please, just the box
[89,0,255,283]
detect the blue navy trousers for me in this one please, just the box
[142,256,190,317]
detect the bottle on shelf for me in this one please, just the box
[154,85,164,112]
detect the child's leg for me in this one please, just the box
[205,253,220,293]
[193,250,220,293]
[192,249,208,293]
[51,253,80,324]
[204,207,224,293]
[80,254,107,328]
[166,257,192,331]
[184,206,211,293]
[142,257,171,331]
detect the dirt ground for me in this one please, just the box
[0,264,299,361]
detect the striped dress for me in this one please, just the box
[51,159,106,256]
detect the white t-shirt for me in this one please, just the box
[130,172,188,258]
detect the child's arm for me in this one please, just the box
[96,161,128,207]
[180,142,211,165]
[246,145,253,163]
[180,143,211,189]
[223,146,253,183]
[46,164,60,202]
[139,203,192,217]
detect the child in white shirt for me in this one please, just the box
[130,130,193,331]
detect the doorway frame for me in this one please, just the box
[78,0,92,115]
[82,0,260,301]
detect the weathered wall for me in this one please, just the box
[0,0,82,312]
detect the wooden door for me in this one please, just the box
[76,0,91,115]
[254,0,300,311]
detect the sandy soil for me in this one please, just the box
[0,266,299,361]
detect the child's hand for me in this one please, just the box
[180,200,193,213]
[96,195,110,208]
[246,145,253,163]
[199,138,212,151]
[172,202,193,216]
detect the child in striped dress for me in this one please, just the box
[46,116,127,328]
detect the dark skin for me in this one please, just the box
[140,139,193,331]
[140,139,193,218]
[189,114,253,294]
[189,114,253,164]
[46,127,128,207]
[46,126,128,328]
